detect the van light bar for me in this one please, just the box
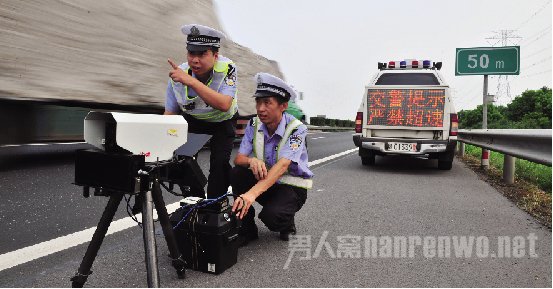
[423,60,431,68]
[378,59,440,70]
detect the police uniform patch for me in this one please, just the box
[225,65,237,86]
[289,135,302,151]
[225,73,236,86]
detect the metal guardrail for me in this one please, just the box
[457,129,551,166]
[457,129,551,185]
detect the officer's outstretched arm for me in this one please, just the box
[168,59,233,112]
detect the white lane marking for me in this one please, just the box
[0,148,358,272]
[1,142,86,148]
[308,148,358,166]
[310,137,326,140]
[0,202,181,272]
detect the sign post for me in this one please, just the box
[455,46,520,169]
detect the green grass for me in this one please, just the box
[464,144,552,193]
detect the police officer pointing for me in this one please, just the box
[165,24,238,199]
[231,73,313,242]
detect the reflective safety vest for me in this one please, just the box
[252,116,313,189]
[170,57,238,122]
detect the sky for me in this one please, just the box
[213,0,552,120]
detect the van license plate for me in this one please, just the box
[387,142,417,152]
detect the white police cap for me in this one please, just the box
[181,24,226,52]
[253,73,297,102]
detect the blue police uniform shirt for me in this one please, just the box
[239,112,313,179]
[165,56,237,114]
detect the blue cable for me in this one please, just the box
[172,192,232,230]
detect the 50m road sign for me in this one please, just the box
[456,46,520,75]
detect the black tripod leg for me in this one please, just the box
[142,189,160,288]
[71,193,124,288]
[152,179,186,279]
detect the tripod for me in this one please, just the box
[70,175,186,288]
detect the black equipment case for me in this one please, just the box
[170,201,241,274]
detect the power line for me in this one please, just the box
[454,81,485,108]
[512,68,551,80]
[486,30,522,46]
[514,0,552,31]
[523,46,551,60]
[521,26,552,46]
[522,55,552,70]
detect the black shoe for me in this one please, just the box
[279,222,296,241]
[239,224,259,247]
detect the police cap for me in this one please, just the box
[181,24,226,52]
[252,73,297,102]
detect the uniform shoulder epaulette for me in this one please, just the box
[227,64,235,76]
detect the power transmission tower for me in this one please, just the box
[485,30,522,104]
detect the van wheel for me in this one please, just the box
[361,153,375,166]
[438,160,453,170]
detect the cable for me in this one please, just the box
[172,192,237,230]
[125,195,142,228]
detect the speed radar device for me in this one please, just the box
[75,112,189,193]
[72,111,208,288]
[83,111,188,161]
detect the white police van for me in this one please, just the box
[352,60,458,170]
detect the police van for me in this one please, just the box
[352,60,458,170]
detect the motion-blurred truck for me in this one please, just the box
[352,59,458,170]
[0,0,284,145]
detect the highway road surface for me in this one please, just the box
[0,131,550,287]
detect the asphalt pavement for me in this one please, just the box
[0,131,550,287]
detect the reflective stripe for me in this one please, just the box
[187,98,237,121]
[172,58,237,122]
[253,117,264,160]
[252,116,312,189]
[279,175,313,189]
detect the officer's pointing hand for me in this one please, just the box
[168,58,179,70]
[167,58,193,85]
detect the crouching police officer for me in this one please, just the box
[165,24,238,199]
[231,73,313,243]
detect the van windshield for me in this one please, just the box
[375,73,440,85]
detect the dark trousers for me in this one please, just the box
[230,166,307,232]
[184,114,235,199]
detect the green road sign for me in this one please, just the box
[455,46,520,75]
